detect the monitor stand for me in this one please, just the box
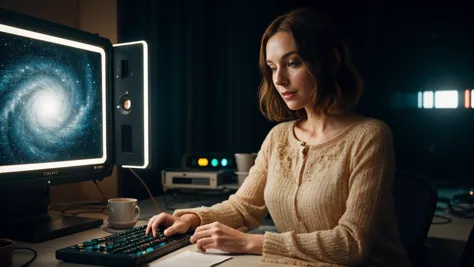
[0,185,103,243]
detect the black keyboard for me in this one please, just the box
[56,225,192,267]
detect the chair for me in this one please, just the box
[391,170,438,266]
[458,223,474,267]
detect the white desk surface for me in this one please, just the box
[10,196,474,267]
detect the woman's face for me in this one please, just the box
[266,31,316,111]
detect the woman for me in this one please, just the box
[146,7,411,267]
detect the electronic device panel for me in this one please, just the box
[113,41,150,169]
[182,153,236,170]
[162,169,235,190]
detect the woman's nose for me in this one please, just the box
[274,69,288,86]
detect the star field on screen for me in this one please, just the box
[0,32,103,165]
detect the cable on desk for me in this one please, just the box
[449,202,474,218]
[59,204,106,211]
[436,196,474,220]
[48,179,108,215]
[48,179,107,214]
[51,202,107,216]
[48,200,106,210]
[61,207,108,217]
[93,179,108,201]
[163,188,231,212]
[129,168,162,214]
[164,190,181,211]
[15,247,37,267]
[432,214,452,224]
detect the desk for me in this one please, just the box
[11,197,281,267]
[12,221,280,267]
[425,215,474,266]
[11,196,474,267]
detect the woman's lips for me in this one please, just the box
[281,91,297,100]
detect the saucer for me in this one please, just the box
[107,219,138,229]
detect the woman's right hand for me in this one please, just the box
[145,212,200,237]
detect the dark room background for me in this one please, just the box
[117,0,474,198]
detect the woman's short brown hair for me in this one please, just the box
[258,7,364,122]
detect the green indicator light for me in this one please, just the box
[221,158,228,167]
[211,159,219,167]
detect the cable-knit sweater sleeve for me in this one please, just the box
[172,128,273,230]
[262,123,395,266]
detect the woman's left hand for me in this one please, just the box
[190,222,263,254]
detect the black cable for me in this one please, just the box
[163,191,181,211]
[60,206,104,213]
[61,207,108,217]
[432,214,452,224]
[164,190,203,210]
[15,247,37,267]
[58,204,107,216]
[449,203,474,218]
[436,197,474,219]
[128,168,162,213]
[163,189,230,212]
[48,200,106,210]
[93,180,108,201]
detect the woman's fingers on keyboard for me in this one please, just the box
[152,213,167,237]
[145,215,158,235]
[146,213,167,237]
[164,224,177,236]
[164,221,186,236]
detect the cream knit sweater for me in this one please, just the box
[173,118,412,266]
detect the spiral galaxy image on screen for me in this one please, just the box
[0,30,104,168]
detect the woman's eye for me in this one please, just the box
[269,66,277,72]
[287,61,300,67]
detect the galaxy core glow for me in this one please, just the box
[0,24,107,173]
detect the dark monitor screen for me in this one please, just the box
[0,24,107,172]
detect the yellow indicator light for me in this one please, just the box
[197,158,209,167]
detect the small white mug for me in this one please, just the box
[107,198,140,223]
[234,153,257,173]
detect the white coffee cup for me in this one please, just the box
[107,198,140,224]
[235,153,257,173]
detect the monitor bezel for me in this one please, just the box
[0,8,114,187]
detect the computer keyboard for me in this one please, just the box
[55,225,192,267]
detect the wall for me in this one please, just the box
[79,0,118,44]
[0,0,119,203]
[0,0,80,28]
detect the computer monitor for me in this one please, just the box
[0,8,114,242]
